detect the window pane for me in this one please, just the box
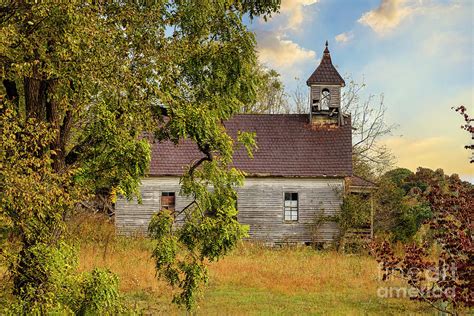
[284,192,298,222]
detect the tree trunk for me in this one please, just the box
[23,77,68,171]
[45,80,66,172]
[24,77,47,121]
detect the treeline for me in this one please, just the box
[374,167,472,242]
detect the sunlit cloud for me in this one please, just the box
[358,0,415,34]
[335,32,354,43]
[358,0,464,35]
[253,0,319,80]
[256,30,316,68]
[279,0,320,30]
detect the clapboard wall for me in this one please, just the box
[115,177,192,235]
[115,177,344,243]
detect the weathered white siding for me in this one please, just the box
[115,176,344,243]
[115,178,193,235]
[237,177,343,244]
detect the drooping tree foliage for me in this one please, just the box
[1,0,280,312]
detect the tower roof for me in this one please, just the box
[306,41,345,87]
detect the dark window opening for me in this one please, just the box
[284,192,298,221]
[312,99,320,113]
[161,192,175,211]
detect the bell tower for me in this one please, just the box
[306,41,345,125]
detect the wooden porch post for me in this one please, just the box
[370,194,374,239]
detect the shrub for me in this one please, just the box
[76,269,122,315]
[4,245,123,315]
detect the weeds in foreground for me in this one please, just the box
[65,213,435,314]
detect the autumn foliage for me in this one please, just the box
[453,106,473,163]
[372,169,473,314]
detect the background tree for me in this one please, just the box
[374,168,433,242]
[453,105,473,163]
[241,65,289,114]
[290,77,308,114]
[341,76,396,178]
[372,170,473,314]
[1,1,280,312]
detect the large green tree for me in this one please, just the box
[1,1,280,312]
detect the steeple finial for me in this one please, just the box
[306,40,345,87]
[324,40,330,54]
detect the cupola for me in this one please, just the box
[307,41,345,125]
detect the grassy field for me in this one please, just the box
[72,214,432,315]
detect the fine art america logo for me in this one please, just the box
[376,263,457,299]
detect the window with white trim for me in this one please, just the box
[284,192,298,221]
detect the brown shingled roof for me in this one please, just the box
[348,175,377,188]
[149,114,352,178]
[306,42,345,86]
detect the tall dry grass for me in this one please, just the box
[69,213,430,314]
[68,213,169,293]
[211,245,379,296]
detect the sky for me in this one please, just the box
[246,0,473,181]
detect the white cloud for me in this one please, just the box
[252,1,319,88]
[358,0,415,34]
[358,0,464,35]
[279,0,320,30]
[256,30,316,68]
[335,32,353,43]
